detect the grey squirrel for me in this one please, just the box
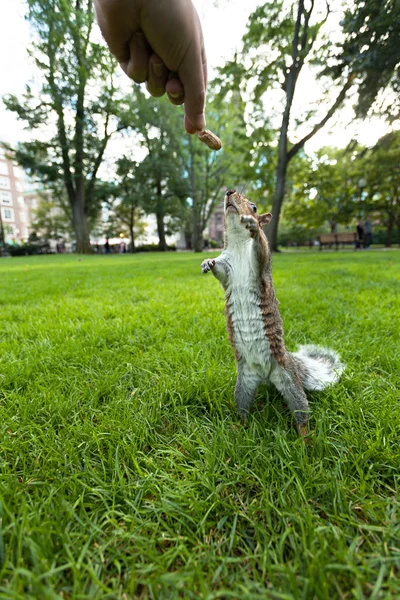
[201,189,344,437]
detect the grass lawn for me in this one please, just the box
[0,250,399,599]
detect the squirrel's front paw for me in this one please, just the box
[240,215,258,234]
[201,258,216,273]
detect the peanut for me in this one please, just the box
[197,129,222,151]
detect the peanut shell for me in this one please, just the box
[197,129,222,151]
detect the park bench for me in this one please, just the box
[318,232,357,250]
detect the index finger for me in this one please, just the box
[179,41,207,134]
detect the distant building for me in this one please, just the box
[0,147,38,243]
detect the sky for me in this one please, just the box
[0,0,392,154]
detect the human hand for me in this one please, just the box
[94,0,207,134]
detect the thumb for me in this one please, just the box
[179,42,207,134]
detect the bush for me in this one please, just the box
[278,223,321,247]
[7,242,53,256]
[136,244,176,252]
[370,228,399,246]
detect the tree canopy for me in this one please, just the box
[3,0,126,252]
[331,0,400,121]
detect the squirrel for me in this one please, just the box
[201,189,344,437]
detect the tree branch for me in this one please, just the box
[301,1,329,65]
[287,74,355,163]
[292,0,305,68]
[299,0,314,57]
[85,112,111,204]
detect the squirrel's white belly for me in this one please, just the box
[227,250,271,373]
[228,291,271,372]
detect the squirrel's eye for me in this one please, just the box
[250,203,257,213]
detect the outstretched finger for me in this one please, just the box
[178,41,207,134]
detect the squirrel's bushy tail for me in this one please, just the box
[291,344,344,391]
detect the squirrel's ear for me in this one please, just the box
[258,212,272,227]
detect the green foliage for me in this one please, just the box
[277,220,321,247]
[331,0,400,120]
[2,0,126,252]
[284,147,361,231]
[116,86,250,251]
[119,89,189,250]
[241,0,330,98]
[188,89,252,250]
[96,162,147,250]
[214,65,277,215]
[242,1,294,96]
[279,131,400,247]
[240,0,333,111]
[0,252,399,597]
[218,1,355,250]
[29,192,73,241]
[355,131,400,244]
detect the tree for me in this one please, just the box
[30,192,73,241]
[283,132,400,247]
[104,159,147,252]
[3,0,126,253]
[357,132,400,246]
[0,208,9,255]
[331,0,400,121]
[188,90,252,252]
[120,89,189,251]
[221,0,355,251]
[283,147,359,232]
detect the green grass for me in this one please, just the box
[0,250,399,600]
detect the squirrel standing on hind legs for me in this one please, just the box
[201,189,344,437]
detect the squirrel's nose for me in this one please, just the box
[226,189,235,197]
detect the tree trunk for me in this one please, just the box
[156,212,167,251]
[192,200,199,252]
[385,221,393,247]
[184,222,192,250]
[193,226,203,252]
[156,180,167,251]
[188,136,202,252]
[267,153,287,252]
[71,187,91,253]
[129,226,135,252]
[129,205,135,252]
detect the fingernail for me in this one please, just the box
[169,92,181,99]
[152,62,165,77]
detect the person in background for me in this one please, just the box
[94,0,207,135]
[364,215,373,249]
